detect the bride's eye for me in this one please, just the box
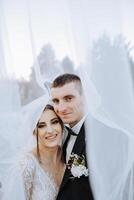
[52,119,59,124]
[37,123,46,128]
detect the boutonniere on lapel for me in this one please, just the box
[67,153,88,178]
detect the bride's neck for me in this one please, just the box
[38,146,62,165]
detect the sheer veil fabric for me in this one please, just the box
[0,0,134,199]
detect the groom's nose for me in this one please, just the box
[57,102,67,113]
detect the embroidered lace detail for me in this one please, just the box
[20,154,35,200]
[20,153,59,200]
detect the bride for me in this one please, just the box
[2,104,66,200]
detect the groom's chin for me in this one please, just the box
[60,117,71,124]
[62,118,76,127]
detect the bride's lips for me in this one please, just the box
[45,134,58,140]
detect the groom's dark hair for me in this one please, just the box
[51,73,83,94]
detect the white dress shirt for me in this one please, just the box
[66,115,87,162]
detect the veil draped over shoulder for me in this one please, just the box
[0,0,134,199]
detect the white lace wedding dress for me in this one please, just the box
[2,153,59,200]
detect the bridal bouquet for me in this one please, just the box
[67,153,88,178]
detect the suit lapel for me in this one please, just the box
[59,124,85,192]
[59,166,71,192]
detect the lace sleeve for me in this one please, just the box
[19,154,35,200]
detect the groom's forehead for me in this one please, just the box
[51,82,78,98]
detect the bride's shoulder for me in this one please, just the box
[15,153,37,191]
[18,152,36,173]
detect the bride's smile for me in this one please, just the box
[45,133,58,140]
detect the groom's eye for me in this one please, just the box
[52,99,59,104]
[65,96,73,102]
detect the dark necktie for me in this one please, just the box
[65,126,77,136]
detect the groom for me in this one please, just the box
[51,73,94,200]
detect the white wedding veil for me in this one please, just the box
[1,0,134,199]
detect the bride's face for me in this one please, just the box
[37,109,62,148]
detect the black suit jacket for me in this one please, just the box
[56,124,94,200]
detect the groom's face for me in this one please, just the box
[51,82,84,127]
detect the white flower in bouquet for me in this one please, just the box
[68,153,89,178]
[71,164,88,178]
